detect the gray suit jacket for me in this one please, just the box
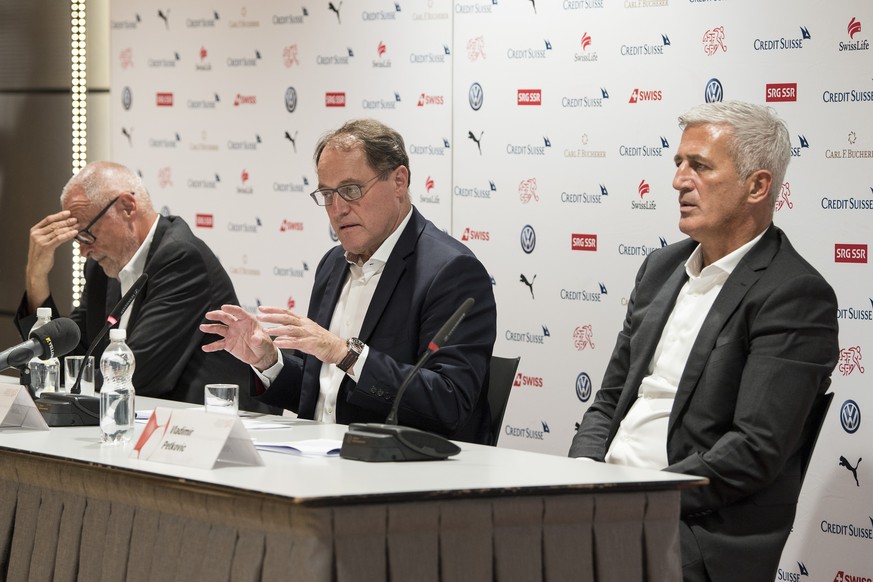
[569,224,839,581]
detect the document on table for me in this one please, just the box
[253,439,343,457]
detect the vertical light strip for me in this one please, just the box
[71,0,87,307]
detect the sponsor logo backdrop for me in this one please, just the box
[111,1,871,575]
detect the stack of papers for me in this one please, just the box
[253,439,343,457]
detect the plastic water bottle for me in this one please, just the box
[100,328,136,444]
[28,307,60,397]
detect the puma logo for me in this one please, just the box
[520,274,536,299]
[839,455,861,487]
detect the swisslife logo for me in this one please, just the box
[628,88,662,103]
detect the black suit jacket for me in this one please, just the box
[259,207,497,444]
[569,225,839,581]
[16,215,263,409]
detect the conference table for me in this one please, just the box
[0,392,706,582]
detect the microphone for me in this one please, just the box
[68,272,147,395]
[0,317,81,371]
[37,273,147,427]
[340,298,474,462]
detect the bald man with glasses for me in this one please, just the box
[15,161,262,410]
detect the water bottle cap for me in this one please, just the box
[109,328,127,341]
[36,307,52,318]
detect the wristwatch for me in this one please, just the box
[337,337,365,372]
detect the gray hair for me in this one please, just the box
[314,119,411,187]
[61,161,154,211]
[678,101,790,204]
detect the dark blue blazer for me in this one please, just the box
[260,207,497,444]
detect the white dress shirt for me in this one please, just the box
[257,208,413,422]
[605,231,766,470]
[116,216,160,330]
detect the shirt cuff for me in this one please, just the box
[253,347,284,388]
[344,344,369,379]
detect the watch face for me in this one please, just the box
[348,338,365,354]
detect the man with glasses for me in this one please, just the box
[15,161,259,408]
[202,119,497,444]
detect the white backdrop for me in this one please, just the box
[109,1,871,577]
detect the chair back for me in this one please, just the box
[801,391,834,484]
[488,356,520,446]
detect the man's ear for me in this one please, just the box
[747,169,773,205]
[118,191,138,218]
[394,165,409,191]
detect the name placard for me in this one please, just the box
[132,407,262,469]
[0,385,49,430]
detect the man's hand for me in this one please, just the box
[200,304,280,371]
[26,210,78,312]
[256,306,348,366]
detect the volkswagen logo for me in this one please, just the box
[576,372,592,402]
[469,82,484,111]
[704,78,723,103]
[840,399,861,434]
[121,86,132,110]
[520,224,536,254]
[285,86,298,113]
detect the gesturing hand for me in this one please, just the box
[200,304,279,372]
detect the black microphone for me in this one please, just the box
[68,272,147,395]
[37,273,148,427]
[0,317,81,371]
[340,298,474,462]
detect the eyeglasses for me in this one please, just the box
[74,196,121,245]
[309,173,384,207]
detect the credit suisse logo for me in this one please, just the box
[766,83,797,102]
[621,33,670,56]
[835,244,868,263]
[753,26,810,51]
[518,89,542,105]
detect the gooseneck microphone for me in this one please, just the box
[68,272,148,395]
[37,273,148,427]
[340,298,475,462]
[0,317,81,371]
